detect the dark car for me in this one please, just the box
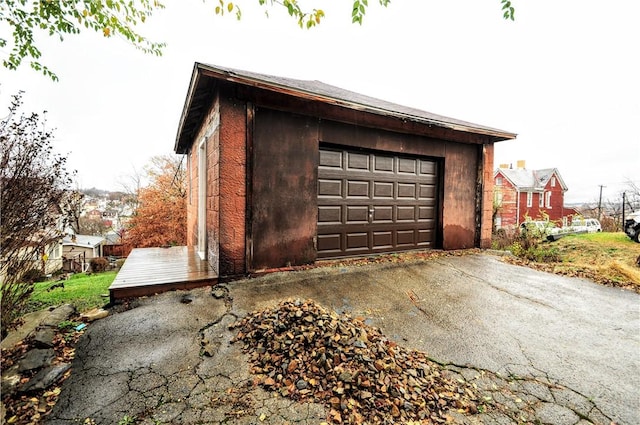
[624,211,640,243]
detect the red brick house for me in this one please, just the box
[493,161,571,229]
[174,63,516,278]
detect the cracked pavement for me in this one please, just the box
[46,253,639,424]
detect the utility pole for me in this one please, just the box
[622,192,626,231]
[597,185,605,221]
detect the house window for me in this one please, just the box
[495,216,502,228]
[546,191,552,208]
[495,191,503,205]
[527,191,532,207]
[496,177,503,186]
[551,176,556,187]
[539,192,544,207]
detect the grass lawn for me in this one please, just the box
[26,271,117,314]
[505,231,640,291]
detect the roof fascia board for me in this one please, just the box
[551,168,569,191]
[495,169,519,189]
[174,63,203,152]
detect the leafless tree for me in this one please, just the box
[60,189,85,234]
[0,92,73,337]
[622,179,640,212]
[79,216,109,236]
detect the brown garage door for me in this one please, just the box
[317,146,438,258]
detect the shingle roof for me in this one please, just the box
[496,168,568,191]
[62,234,105,247]
[175,63,517,153]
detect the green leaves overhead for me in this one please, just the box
[501,0,515,20]
[215,0,325,29]
[0,0,166,81]
[1,0,516,82]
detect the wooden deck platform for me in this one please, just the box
[109,246,218,302]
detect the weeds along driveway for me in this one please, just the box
[46,253,640,425]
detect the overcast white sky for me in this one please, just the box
[1,0,638,204]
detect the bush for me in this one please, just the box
[493,226,560,263]
[1,280,35,339]
[21,268,47,283]
[90,257,109,273]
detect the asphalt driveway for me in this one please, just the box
[46,252,640,424]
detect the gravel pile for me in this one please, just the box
[230,299,480,424]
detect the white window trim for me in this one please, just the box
[526,191,532,208]
[197,138,207,260]
[546,191,552,208]
[539,192,544,207]
[495,191,503,205]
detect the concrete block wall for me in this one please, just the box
[480,144,495,248]
[217,97,246,276]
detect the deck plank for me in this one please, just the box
[109,246,218,302]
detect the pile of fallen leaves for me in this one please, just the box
[318,249,480,270]
[230,299,481,424]
[1,326,82,424]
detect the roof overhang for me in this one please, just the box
[175,63,517,154]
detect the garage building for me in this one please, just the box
[174,63,516,278]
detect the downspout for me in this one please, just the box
[516,189,521,226]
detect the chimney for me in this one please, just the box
[516,160,526,169]
[499,163,509,169]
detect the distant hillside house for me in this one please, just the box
[494,161,570,229]
[62,234,105,259]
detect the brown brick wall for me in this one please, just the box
[480,144,494,248]
[218,97,246,276]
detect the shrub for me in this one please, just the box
[21,268,47,283]
[1,280,35,339]
[494,225,560,263]
[90,257,109,273]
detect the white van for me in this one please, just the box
[571,218,602,233]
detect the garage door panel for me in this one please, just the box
[319,150,343,168]
[318,147,438,258]
[347,180,369,197]
[397,206,416,221]
[373,231,393,249]
[317,234,342,253]
[346,233,368,250]
[372,206,393,222]
[397,230,416,246]
[418,206,435,220]
[347,152,369,171]
[373,181,394,198]
[419,184,436,199]
[398,183,417,198]
[419,161,437,175]
[417,230,434,245]
[346,206,369,223]
[398,158,417,174]
[318,179,342,197]
[318,206,342,223]
[374,156,394,173]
